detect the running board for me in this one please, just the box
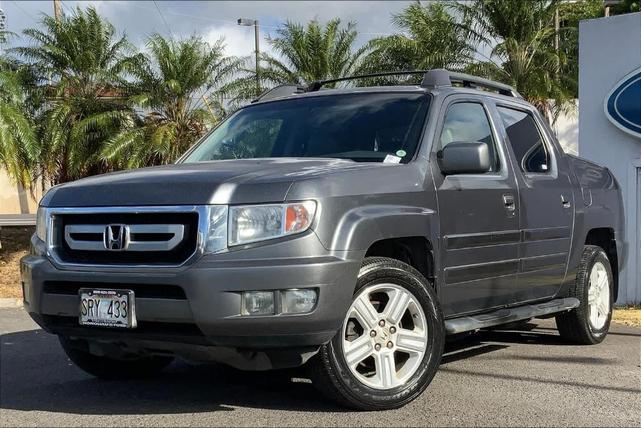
[444,298,580,335]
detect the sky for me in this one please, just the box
[0,0,417,58]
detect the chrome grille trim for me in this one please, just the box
[64,224,185,252]
[41,205,223,270]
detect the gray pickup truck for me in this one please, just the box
[21,69,624,410]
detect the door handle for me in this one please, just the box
[503,194,516,212]
[561,194,571,209]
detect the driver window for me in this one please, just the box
[439,102,500,173]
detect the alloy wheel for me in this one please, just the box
[587,261,610,330]
[341,283,428,390]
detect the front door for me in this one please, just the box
[495,104,573,302]
[434,98,520,317]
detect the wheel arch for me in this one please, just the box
[326,205,437,252]
[364,237,435,287]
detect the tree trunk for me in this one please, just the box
[17,182,30,214]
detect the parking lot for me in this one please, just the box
[1,307,639,427]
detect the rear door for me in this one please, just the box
[434,96,521,317]
[494,103,573,301]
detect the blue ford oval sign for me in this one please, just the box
[604,67,641,139]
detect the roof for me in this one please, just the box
[252,69,522,105]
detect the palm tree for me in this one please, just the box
[357,2,476,84]
[13,7,134,184]
[101,35,242,169]
[612,0,641,14]
[224,18,367,104]
[457,0,571,118]
[0,63,38,189]
[557,0,604,98]
[0,28,40,190]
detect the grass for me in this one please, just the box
[0,226,33,299]
[612,306,641,328]
[0,229,640,329]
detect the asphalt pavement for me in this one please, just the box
[1,307,640,427]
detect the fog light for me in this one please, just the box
[242,291,275,316]
[281,289,318,314]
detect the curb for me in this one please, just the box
[0,298,23,308]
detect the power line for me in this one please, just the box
[59,0,75,17]
[152,0,174,38]
[139,5,398,37]
[8,0,36,21]
[4,0,505,64]
[5,1,406,40]
[127,2,281,31]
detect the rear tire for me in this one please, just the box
[310,257,444,410]
[555,245,613,344]
[59,337,173,379]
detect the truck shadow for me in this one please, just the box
[534,325,641,338]
[440,325,619,366]
[0,324,614,415]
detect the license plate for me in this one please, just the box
[79,289,136,328]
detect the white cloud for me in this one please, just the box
[3,1,411,53]
[202,23,277,59]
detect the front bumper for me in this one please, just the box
[21,232,363,351]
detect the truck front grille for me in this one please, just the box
[53,212,199,266]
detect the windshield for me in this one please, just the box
[182,92,430,164]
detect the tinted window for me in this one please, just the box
[498,107,550,173]
[439,102,500,172]
[183,93,430,163]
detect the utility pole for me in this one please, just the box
[604,0,622,17]
[201,94,217,122]
[0,2,6,56]
[254,21,260,95]
[554,6,560,54]
[238,18,260,96]
[53,0,62,22]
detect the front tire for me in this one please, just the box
[60,337,174,379]
[310,257,444,410]
[555,245,614,344]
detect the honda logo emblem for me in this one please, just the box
[104,224,129,251]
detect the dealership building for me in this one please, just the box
[579,12,641,304]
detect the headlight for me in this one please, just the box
[36,207,47,242]
[229,201,316,246]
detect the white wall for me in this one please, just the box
[553,101,579,155]
[579,13,641,304]
[0,168,42,215]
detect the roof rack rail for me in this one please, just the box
[256,69,521,101]
[308,70,428,92]
[252,84,307,103]
[421,69,521,98]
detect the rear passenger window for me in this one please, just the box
[439,102,500,172]
[498,107,550,174]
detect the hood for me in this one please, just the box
[41,158,381,207]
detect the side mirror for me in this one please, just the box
[438,141,491,175]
